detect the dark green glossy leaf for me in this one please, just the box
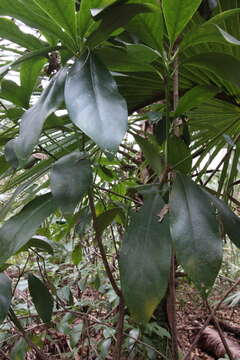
[0,193,57,265]
[168,136,192,174]
[19,235,54,255]
[33,0,77,42]
[20,57,47,107]
[28,273,53,323]
[120,187,171,324]
[0,273,12,324]
[95,207,121,234]
[65,54,128,152]
[169,173,222,295]
[5,67,67,168]
[72,244,82,265]
[184,53,240,88]
[162,0,201,45]
[87,3,152,47]
[0,17,46,50]
[50,151,92,216]
[175,85,219,117]
[203,190,240,249]
[134,134,163,175]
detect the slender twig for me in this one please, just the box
[113,297,125,360]
[167,254,179,360]
[96,185,142,205]
[167,52,179,360]
[183,277,240,360]
[12,254,30,295]
[205,300,234,360]
[88,190,122,298]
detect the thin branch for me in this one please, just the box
[12,254,30,296]
[113,297,125,360]
[88,190,122,298]
[167,254,179,360]
[96,185,142,205]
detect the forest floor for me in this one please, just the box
[2,266,240,359]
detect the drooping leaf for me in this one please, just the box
[20,57,47,107]
[50,151,92,216]
[0,193,57,265]
[95,207,121,234]
[174,85,219,117]
[203,190,240,249]
[19,235,55,255]
[184,53,240,88]
[120,187,171,324]
[5,67,67,168]
[0,17,46,50]
[72,244,82,265]
[162,0,202,45]
[28,273,54,323]
[65,54,128,151]
[168,136,192,174]
[0,273,12,324]
[87,3,152,47]
[33,0,77,42]
[169,173,222,295]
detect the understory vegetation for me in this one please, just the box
[1,0,240,359]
